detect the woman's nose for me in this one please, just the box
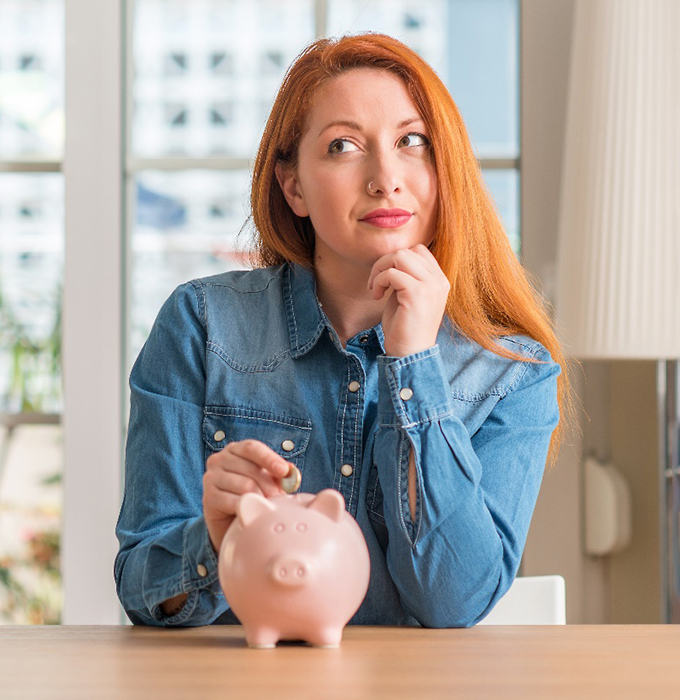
[366,178,399,196]
[366,153,401,196]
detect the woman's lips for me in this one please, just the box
[359,209,413,228]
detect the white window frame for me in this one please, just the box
[62,0,125,623]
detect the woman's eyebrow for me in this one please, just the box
[317,116,423,137]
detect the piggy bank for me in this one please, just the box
[218,489,370,649]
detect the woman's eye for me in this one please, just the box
[328,139,359,154]
[398,133,429,148]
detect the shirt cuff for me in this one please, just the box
[378,346,455,427]
[153,515,223,623]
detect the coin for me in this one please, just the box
[281,464,301,494]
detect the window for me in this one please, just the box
[1,0,520,624]
[128,0,520,372]
[0,0,64,624]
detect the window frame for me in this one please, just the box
[61,0,126,623]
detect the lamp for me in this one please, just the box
[555,0,680,621]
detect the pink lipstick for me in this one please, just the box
[359,208,413,228]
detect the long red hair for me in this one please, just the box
[249,33,573,463]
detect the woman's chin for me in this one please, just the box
[365,235,423,258]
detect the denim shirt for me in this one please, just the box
[114,262,560,628]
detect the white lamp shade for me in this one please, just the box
[556,0,680,359]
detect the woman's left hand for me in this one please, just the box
[368,244,450,357]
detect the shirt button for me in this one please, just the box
[348,380,361,393]
[197,564,208,578]
[214,430,226,442]
[400,387,414,401]
[281,439,295,452]
[340,464,353,477]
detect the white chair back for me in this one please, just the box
[477,575,566,625]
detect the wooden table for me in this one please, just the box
[0,625,678,699]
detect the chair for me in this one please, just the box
[477,575,566,625]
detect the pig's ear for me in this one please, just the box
[307,489,345,523]
[237,493,276,528]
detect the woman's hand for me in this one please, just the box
[368,244,450,357]
[203,440,291,553]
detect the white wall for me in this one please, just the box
[519,0,608,624]
[520,0,663,624]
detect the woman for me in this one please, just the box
[115,33,570,628]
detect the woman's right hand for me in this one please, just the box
[203,440,292,553]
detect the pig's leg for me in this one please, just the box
[245,625,280,649]
[308,626,343,648]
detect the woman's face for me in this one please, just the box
[277,68,438,275]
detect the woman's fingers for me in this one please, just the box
[217,439,291,479]
[203,439,294,552]
[369,245,450,357]
[367,247,431,289]
[411,242,441,266]
[205,440,291,500]
[206,461,281,498]
[370,267,415,300]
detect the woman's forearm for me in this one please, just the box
[375,344,559,627]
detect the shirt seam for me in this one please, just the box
[284,265,301,350]
[379,409,456,429]
[336,362,350,494]
[199,274,280,294]
[504,343,546,396]
[385,361,408,424]
[188,279,207,329]
[397,432,415,548]
[206,341,291,373]
[385,345,440,371]
[414,450,423,544]
[204,409,312,431]
[348,356,364,512]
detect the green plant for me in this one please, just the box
[0,280,62,413]
[0,274,64,623]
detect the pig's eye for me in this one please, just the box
[296,522,307,532]
[273,523,285,533]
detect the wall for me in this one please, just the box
[520,0,663,624]
[609,361,662,623]
[519,0,593,624]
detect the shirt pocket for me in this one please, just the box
[202,405,312,479]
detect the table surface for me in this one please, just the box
[1,624,678,700]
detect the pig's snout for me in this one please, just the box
[270,557,310,588]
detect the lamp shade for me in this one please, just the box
[555,0,680,359]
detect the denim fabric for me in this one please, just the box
[114,262,560,628]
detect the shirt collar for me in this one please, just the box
[283,262,327,358]
[283,262,386,357]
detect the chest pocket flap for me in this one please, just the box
[203,406,312,461]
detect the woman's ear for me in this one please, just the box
[275,163,310,218]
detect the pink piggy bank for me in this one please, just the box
[218,488,370,649]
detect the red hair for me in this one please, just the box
[250,33,573,463]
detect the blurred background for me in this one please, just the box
[1,0,677,627]
[0,0,520,624]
